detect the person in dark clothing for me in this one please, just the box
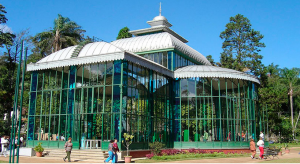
[113,138,120,163]
[236,132,241,141]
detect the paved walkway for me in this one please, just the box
[0,148,299,163]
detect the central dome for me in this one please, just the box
[153,15,167,21]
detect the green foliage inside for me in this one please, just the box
[34,142,44,152]
[149,141,165,155]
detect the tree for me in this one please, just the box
[206,55,221,66]
[280,67,300,139]
[220,14,265,76]
[116,27,132,40]
[0,4,15,47]
[0,4,17,135]
[32,14,85,57]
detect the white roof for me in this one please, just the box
[174,65,260,84]
[111,32,211,66]
[27,41,173,77]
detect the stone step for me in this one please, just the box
[43,149,108,161]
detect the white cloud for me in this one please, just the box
[0,24,13,34]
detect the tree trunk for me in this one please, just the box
[290,92,294,140]
[55,30,60,52]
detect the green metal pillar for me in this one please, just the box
[9,41,23,163]
[16,47,28,163]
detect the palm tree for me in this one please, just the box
[280,67,300,140]
[32,14,85,56]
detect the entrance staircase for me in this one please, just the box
[44,149,108,162]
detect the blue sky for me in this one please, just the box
[1,0,300,69]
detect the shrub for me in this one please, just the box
[149,141,165,155]
[146,153,154,159]
[34,142,44,152]
[161,149,181,155]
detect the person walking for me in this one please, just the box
[104,140,115,164]
[257,137,264,159]
[250,139,256,159]
[0,135,4,152]
[63,137,73,162]
[0,136,9,157]
[112,138,120,163]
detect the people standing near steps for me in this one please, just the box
[20,135,24,147]
[260,131,264,141]
[257,137,264,159]
[203,131,208,142]
[227,131,231,141]
[113,138,120,163]
[0,136,9,157]
[0,135,4,152]
[236,132,241,141]
[241,131,245,141]
[63,137,73,162]
[250,139,256,159]
[104,140,115,164]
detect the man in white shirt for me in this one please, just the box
[0,136,9,157]
[0,136,4,152]
[20,136,24,147]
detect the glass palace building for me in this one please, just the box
[26,14,267,150]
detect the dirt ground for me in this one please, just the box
[0,147,299,163]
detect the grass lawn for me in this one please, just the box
[0,161,7,163]
[260,158,300,163]
[135,153,250,163]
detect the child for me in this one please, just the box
[250,139,256,159]
[63,137,73,162]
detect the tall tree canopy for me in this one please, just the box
[220,14,265,76]
[0,4,15,47]
[32,14,85,57]
[116,27,132,40]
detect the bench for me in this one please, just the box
[263,147,280,160]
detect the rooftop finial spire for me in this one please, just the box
[159,2,161,16]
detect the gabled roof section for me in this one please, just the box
[174,65,260,84]
[27,42,124,71]
[110,32,212,66]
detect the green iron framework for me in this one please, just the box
[26,51,268,150]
